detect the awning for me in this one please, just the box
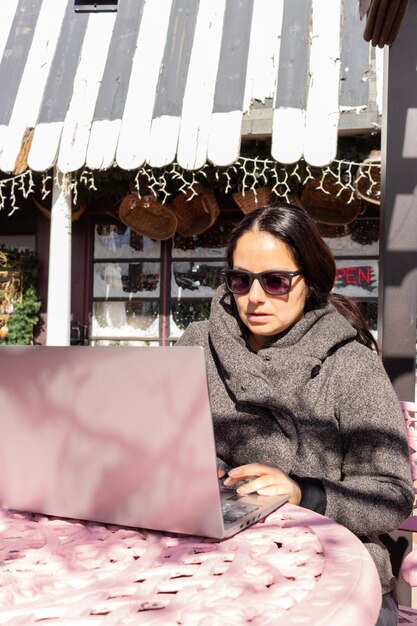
[0,0,376,176]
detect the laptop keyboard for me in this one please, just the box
[221,499,258,524]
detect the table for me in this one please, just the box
[0,503,382,626]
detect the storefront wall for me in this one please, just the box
[79,198,380,347]
[0,176,380,347]
[0,0,383,346]
[0,197,382,350]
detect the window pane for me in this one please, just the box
[318,219,379,257]
[170,301,211,338]
[171,262,224,298]
[172,220,239,258]
[349,218,379,248]
[359,301,378,332]
[94,224,160,259]
[93,262,160,297]
[0,235,36,251]
[91,301,160,338]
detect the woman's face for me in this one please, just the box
[232,230,308,351]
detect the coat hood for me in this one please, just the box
[208,284,358,410]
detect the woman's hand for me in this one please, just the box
[223,463,302,505]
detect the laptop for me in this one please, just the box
[0,345,288,538]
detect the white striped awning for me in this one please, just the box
[0,0,376,175]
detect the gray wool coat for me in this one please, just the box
[177,285,414,595]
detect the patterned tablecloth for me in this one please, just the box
[0,503,382,626]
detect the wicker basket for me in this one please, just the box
[301,177,363,225]
[171,186,220,237]
[118,193,178,240]
[232,186,278,213]
[355,151,381,206]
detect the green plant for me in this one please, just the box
[6,287,41,344]
[0,248,41,344]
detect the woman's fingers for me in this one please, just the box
[228,463,279,478]
[236,475,278,495]
[224,463,284,486]
[223,463,301,505]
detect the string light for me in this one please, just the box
[0,157,380,214]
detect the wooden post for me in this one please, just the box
[45,170,72,346]
[378,2,417,607]
[379,6,417,401]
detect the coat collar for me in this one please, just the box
[208,285,357,408]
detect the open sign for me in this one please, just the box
[334,260,378,297]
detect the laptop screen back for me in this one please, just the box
[0,345,224,537]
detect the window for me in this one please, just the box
[90,215,240,346]
[170,220,238,340]
[0,235,35,252]
[90,209,380,346]
[74,0,118,12]
[91,223,161,346]
[318,207,379,335]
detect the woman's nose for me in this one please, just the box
[247,278,266,302]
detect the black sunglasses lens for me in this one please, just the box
[225,270,297,295]
[262,273,291,295]
[226,271,250,293]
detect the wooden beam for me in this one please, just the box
[378,3,417,607]
[45,170,72,346]
[379,4,417,402]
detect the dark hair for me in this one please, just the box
[226,202,378,352]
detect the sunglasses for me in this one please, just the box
[222,268,303,296]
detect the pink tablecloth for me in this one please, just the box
[0,503,381,625]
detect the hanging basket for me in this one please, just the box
[118,193,178,240]
[355,151,381,206]
[232,186,278,214]
[171,186,220,237]
[300,176,363,225]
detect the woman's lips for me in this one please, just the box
[247,312,271,322]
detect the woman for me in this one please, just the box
[177,202,414,625]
